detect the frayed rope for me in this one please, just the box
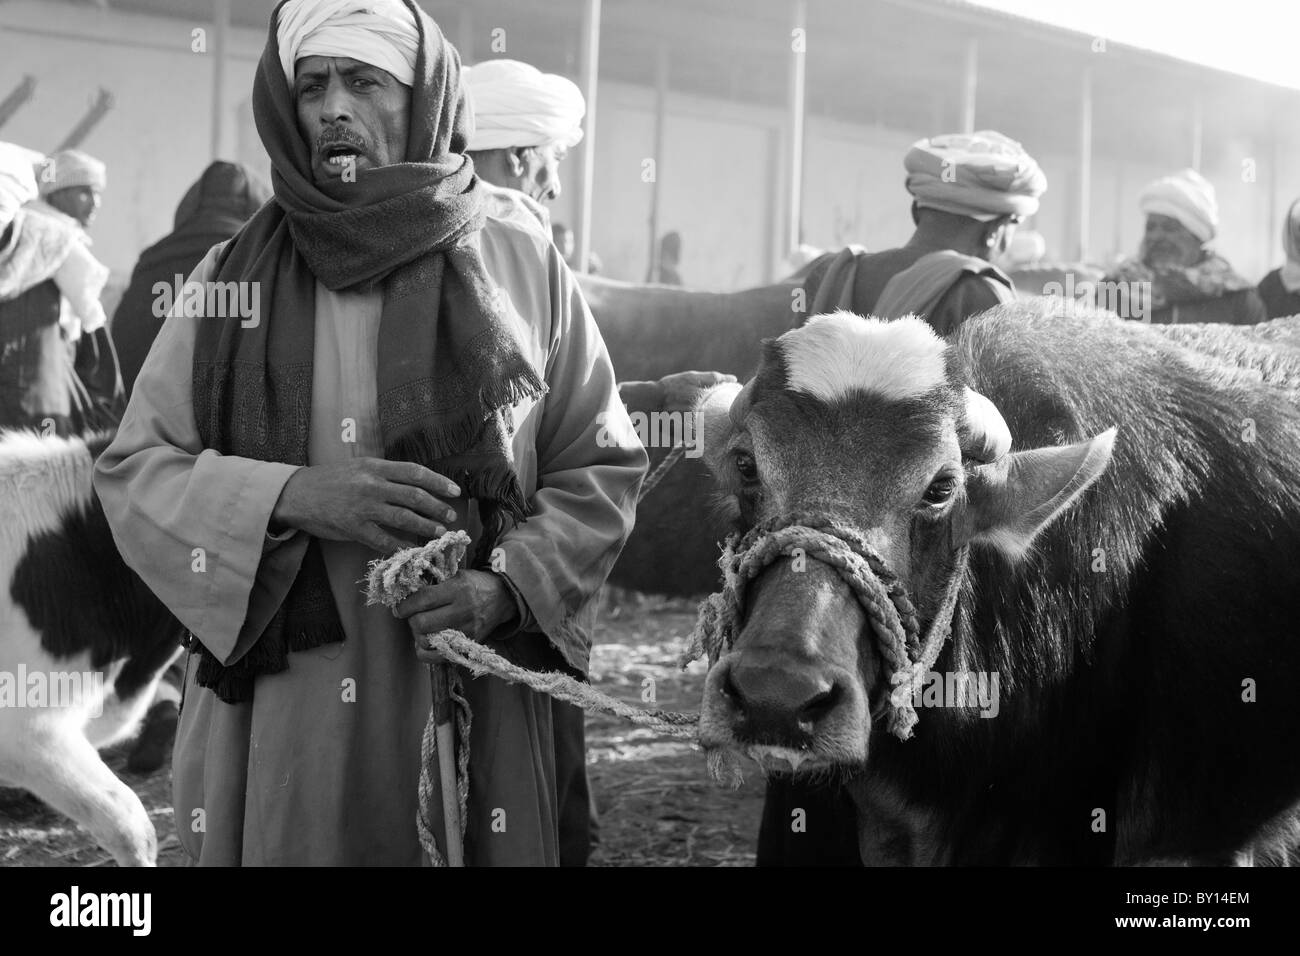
[361,532,746,866]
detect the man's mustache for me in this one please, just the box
[315,127,369,154]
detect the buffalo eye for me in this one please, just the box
[922,476,957,505]
[735,452,758,483]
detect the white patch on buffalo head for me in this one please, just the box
[778,312,947,403]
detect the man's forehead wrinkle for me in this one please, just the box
[296,57,390,79]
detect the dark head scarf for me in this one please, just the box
[112,161,269,393]
[189,0,545,702]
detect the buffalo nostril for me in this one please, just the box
[796,685,842,732]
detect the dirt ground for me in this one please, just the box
[0,590,765,867]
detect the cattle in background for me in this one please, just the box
[0,430,183,866]
[693,306,1300,865]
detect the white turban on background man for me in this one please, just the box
[463,59,586,152]
[277,0,419,88]
[1139,168,1218,243]
[0,141,40,227]
[904,130,1047,221]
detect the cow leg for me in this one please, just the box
[4,722,156,866]
[85,647,180,751]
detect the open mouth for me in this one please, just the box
[320,143,365,168]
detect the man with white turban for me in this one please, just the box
[1,141,118,433]
[764,129,1047,867]
[464,59,585,216]
[34,148,107,230]
[96,0,644,866]
[1104,168,1264,325]
[801,129,1046,339]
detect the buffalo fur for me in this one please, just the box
[725,304,1300,864]
[867,304,1300,864]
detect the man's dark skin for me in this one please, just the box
[44,185,100,229]
[906,202,1018,260]
[269,54,517,648]
[469,141,567,202]
[1140,212,1204,269]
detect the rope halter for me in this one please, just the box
[683,511,963,741]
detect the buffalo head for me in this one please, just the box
[693,311,1115,775]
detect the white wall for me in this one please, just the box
[0,1,266,281]
[4,0,1292,294]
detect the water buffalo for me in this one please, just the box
[690,304,1300,865]
[582,263,1107,598]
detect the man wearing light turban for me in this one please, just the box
[96,0,645,866]
[464,59,585,212]
[801,129,1047,339]
[1104,168,1265,325]
[1,141,119,434]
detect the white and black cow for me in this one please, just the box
[0,429,183,866]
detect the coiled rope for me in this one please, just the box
[362,511,959,862]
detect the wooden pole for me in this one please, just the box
[786,0,807,258]
[0,75,36,132]
[211,0,230,160]
[575,0,602,273]
[54,88,114,153]
[429,664,464,867]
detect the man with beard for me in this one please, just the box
[1103,169,1265,325]
[464,58,585,225]
[95,0,644,866]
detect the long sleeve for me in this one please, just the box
[494,245,648,674]
[93,244,306,666]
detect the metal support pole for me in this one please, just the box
[1078,66,1093,262]
[575,0,602,273]
[786,0,807,257]
[211,0,230,160]
[961,38,978,133]
[648,44,668,282]
[1190,95,1203,172]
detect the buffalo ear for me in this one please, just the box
[964,428,1117,561]
[693,381,745,482]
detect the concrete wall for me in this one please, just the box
[1,1,266,285]
[4,0,1294,299]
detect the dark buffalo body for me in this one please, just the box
[748,305,1300,864]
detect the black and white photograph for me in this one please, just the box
[0,0,1297,918]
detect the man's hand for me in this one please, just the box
[271,458,461,555]
[658,370,737,411]
[395,570,519,663]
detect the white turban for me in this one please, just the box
[1139,168,1218,243]
[905,130,1047,221]
[277,0,419,89]
[0,141,40,227]
[463,60,585,152]
[36,149,107,197]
